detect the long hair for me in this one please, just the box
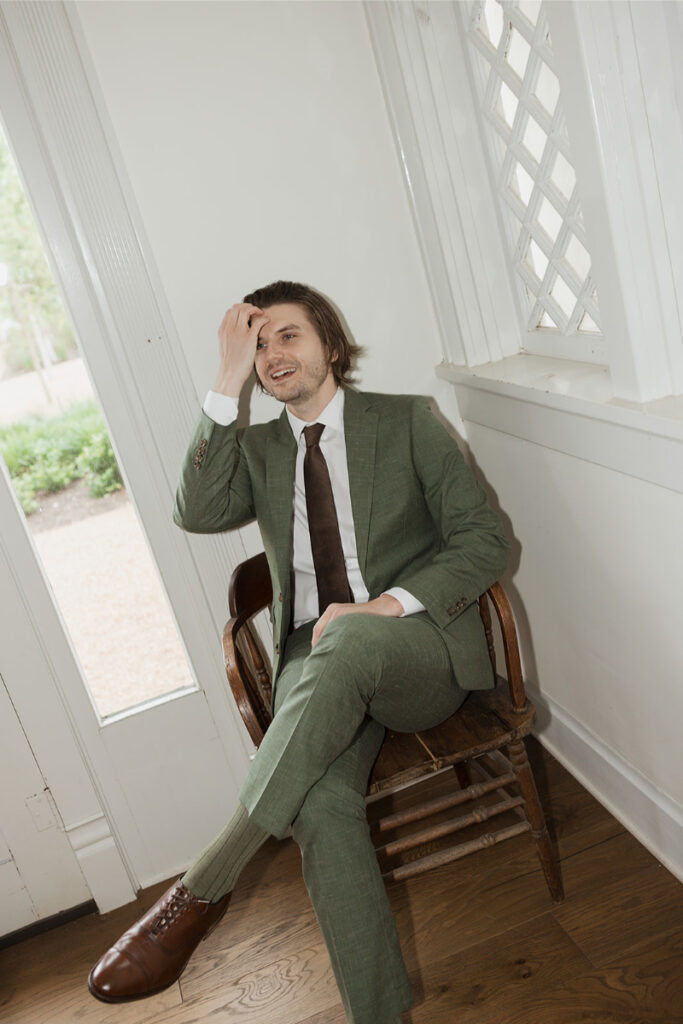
[243,280,362,388]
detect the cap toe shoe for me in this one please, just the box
[88,879,230,1003]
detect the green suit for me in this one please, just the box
[174,388,509,1023]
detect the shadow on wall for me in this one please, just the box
[432,412,540,713]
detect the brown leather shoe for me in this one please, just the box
[88,879,230,1003]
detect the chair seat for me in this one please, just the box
[369,677,535,794]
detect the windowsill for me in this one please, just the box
[436,355,683,493]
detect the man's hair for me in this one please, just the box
[243,280,362,388]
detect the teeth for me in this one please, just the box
[272,368,294,379]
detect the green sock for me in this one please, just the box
[181,802,268,902]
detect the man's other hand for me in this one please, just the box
[213,302,270,397]
[311,594,404,647]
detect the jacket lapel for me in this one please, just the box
[344,389,378,578]
[266,410,297,597]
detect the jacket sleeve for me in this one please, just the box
[173,411,255,534]
[394,398,510,627]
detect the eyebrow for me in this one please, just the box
[257,323,301,342]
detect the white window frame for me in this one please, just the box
[462,0,605,364]
[366,0,683,406]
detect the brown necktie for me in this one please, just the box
[303,423,354,615]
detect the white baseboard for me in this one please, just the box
[66,814,136,913]
[529,686,683,882]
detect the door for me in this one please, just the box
[0,673,91,936]
[0,1,257,910]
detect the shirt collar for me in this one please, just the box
[286,387,345,444]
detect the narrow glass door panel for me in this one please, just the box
[0,126,194,719]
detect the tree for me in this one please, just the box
[0,125,78,379]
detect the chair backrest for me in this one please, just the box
[222,552,527,746]
[223,552,273,744]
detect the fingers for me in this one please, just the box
[311,603,339,647]
[311,607,331,647]
[219,303,269,338]
[311,602,353,646]
[214,303,270,395]
[310,598,402,647]
[248,311,270,334]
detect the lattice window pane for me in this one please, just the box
[564,234,590,279]
[512,161,535,205]
[506,30,531,80]
[551,151,576,200]
[479,0,505,48]
[497,81,519,129]
[522,116,547,163]
[526,239,549,281]
[517,0,542,27]
[466,0,602,340]
[534,63,560,117]
[537,196,562,242]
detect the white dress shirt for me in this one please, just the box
[203,387,425,627]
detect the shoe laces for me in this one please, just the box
[149,885,197,936]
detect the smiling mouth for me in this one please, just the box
[270,367,297,382]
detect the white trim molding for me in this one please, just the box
[365,0,520,368]
[547,1,683,402]
[531,685,683,883]
[438,358,683,495]
[65,814,135,913]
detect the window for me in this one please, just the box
[464,0,601,357]
[368,0,683,403]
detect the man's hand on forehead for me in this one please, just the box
[227,302,269,330]
[213,303,270,397]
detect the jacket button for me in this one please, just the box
[275,644,280,655]
[447,604,457,616]
[278,593,283,602]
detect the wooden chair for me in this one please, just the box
[223,551,564,902]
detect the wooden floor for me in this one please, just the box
[1,738,682,1023]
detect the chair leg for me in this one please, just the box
[507,739,564,903]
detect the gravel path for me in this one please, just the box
[4,358,195,718]
[29,483,194,718]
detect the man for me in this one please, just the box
[88,281,510,1022]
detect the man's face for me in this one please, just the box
[254,303,336,410]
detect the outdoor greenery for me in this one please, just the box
[0,126,78,377]
[0,129,121,515]
[0,401,123,514]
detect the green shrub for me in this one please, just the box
[0,400,124,514]
[77,430,123,498]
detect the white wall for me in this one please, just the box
[73,0,458,427]
[467,419,683,875]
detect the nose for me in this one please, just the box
[266,338,290,361]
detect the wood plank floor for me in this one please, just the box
[1,739,682,1023]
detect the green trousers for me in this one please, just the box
[240,612,467,1024]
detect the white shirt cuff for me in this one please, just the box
[382,587,426,617]
[203,391,239,426]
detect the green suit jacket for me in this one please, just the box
[174,388,510,691]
